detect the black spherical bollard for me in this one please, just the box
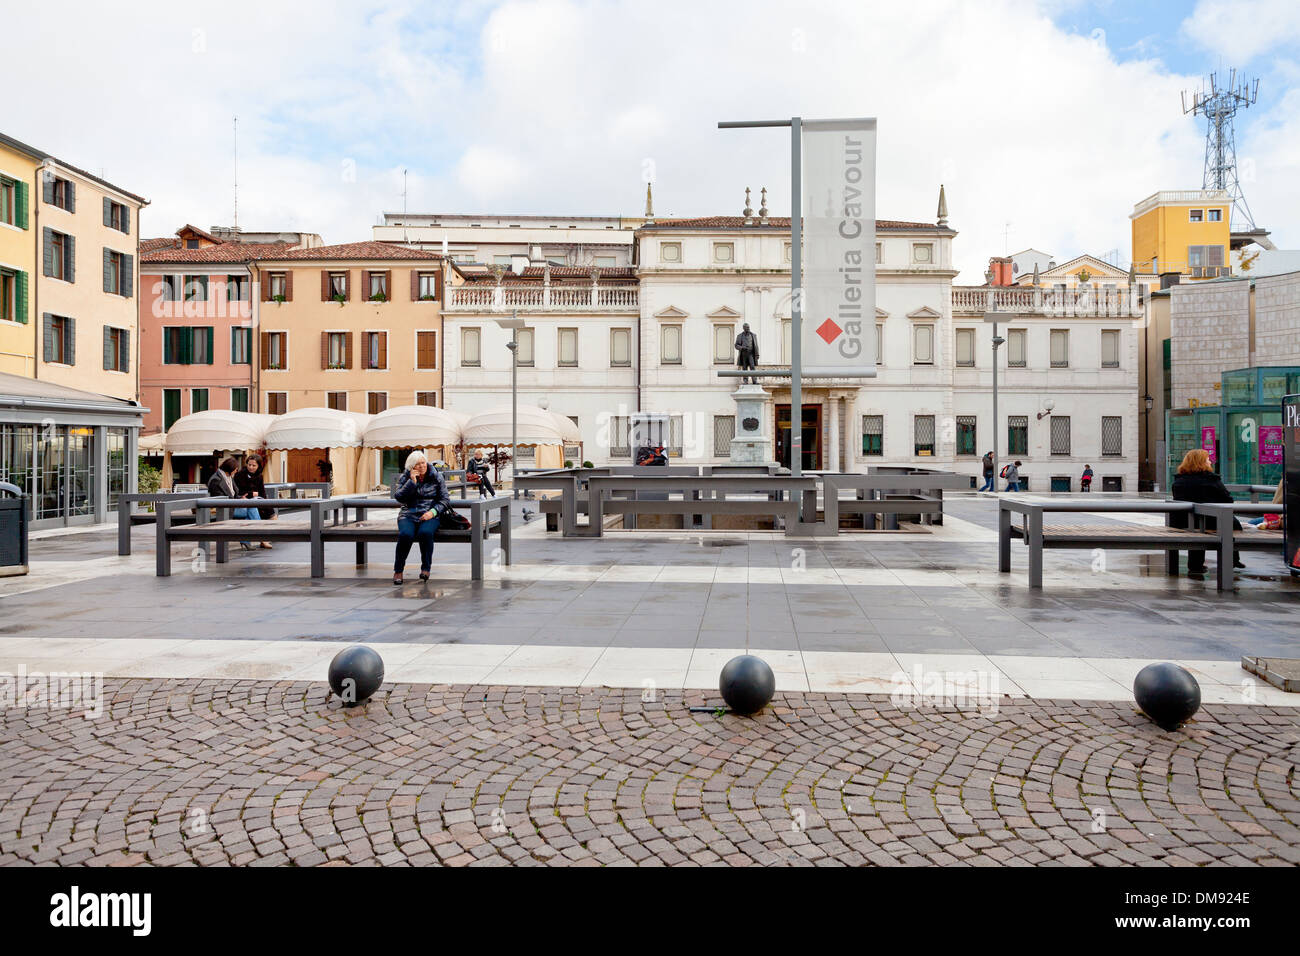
[328,645,385,707]
[1133,662,1201,731]
[719,655,776,716]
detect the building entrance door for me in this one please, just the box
[776,404,822,471]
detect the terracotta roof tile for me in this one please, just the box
[140,241,293,264]
[261,241,445,261]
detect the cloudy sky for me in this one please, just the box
[5,0,1296,282]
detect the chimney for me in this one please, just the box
[1159,272,1181,290]
[988,256,1014,286]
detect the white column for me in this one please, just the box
[828,394,840,472]
[846,390,859,473]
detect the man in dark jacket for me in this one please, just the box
[979,451,995,491]
[392,451,453,583]
[1170,449,1244,575]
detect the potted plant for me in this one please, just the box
[272,294,286,304]
[369,292,387,303]
[333,293,346,305]
[419,294,436,301]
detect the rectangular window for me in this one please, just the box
[956,415,977,456]
[364,331,387,370]
[163,327,186,365]
[106,199,129,233]
[609,415,631,457]
[0,268,21,324]
[47,315,73,364]
[956,328,975,367]
[327,391,348,411]
[1207,209,1222,222]
[269,272,287,300]
[266,392,287,415]
[416,391,437,407]
[1187,244,1225,276]
[231,327,251,364]
[328,272,347,300]
[1189,209,1203,222]
[104,249,131,296]
[1050,329,1069,367]
[163,389,181,430]
[1008,415,1028,456]
[417,272,438,299]
[1050,415,1071,455]
[48,176,73,212]
[416,331,437,369]
[104,327,125,372]
[660,242,681,263]
[1101,329,1120,368]
[862,415,883,456]
[1007,329,1026,367]
[190,327,214,365]
[461,327,481,366]
[367,271,388,301]
[914,415,935,456]
[263,332,287,370]
[47,230,70,280]
[876,323,883,366]
[713,415,735,456]
[185,275,208,301]
[594,256,616,267]
[661,324,682,364]
[713,324,733,364]
[0,178,14,226]
[558,328,578,366]
[368,392,388,415]
[226,275,248,302]
[669,415,684,458]
[231,387,249,412]
[1102,416,1122,456]
[610,328,631,367]
[783,319,792,363]
[515,328,535,367]
[191,388,209,413]
[913,324,934,365]
[326,331,348,369]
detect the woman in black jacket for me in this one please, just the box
[1170,448,1243,575]
[392,451,452,584]
[234,453,274,549]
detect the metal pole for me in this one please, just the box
[991,318,999,492]
[510,310,518,499]
[790,116,802,479]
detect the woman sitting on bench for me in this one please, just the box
[1171,448,1244,577]
[392,451,452,585]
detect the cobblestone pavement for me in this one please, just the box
[1,679,1297,867]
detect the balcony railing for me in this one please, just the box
[446,283,639,312]
[951,286,1144,317]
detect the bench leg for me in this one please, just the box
[470,521,483,581]
[1217,525,1233,592]
[118,499,131,556]
[501,501,511,566]
[998,507,1011,573]
[309,503,324,578]
[216,539,228,564]
[155,504,171,577]
[1027,511,1043,589]
[355,541,367,567]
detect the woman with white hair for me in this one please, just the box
[391,450,451,584]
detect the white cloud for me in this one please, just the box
[5,0,1295,280]
[1181,0,1300,63]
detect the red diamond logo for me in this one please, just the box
[816,318,843,344]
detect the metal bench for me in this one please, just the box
[155,494,510,580]
[1194,502,1287,590]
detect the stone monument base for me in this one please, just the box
[730,383,771,465]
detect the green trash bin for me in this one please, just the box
[0,481,29,577]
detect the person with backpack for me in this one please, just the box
[1081,464,1094,492]
[979,451,995,491]
[1002,460,1022,492]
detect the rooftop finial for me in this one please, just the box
[1031,261,1040,286]
[759,186,768,222]
[936,184,948,227]
[743,186,753,224]
[644,182,654,220]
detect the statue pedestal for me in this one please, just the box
[729,384,770,464]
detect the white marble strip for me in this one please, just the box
[0,636,1294,706]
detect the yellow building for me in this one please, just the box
[0,135,40,377]
[1130,189,1232,279]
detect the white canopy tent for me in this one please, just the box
[462,404,569,475]
[264,408,370,494]
[360,405,464,490]
[159,410,275,489]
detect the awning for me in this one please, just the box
[548,412,582,444]
[164,410,275,455]
[139,432,166,453]
[363,405,463,448]
[264,408,370,450]
[461,405,566,446]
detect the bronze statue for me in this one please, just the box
[735,322,759,384]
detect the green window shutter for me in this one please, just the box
[123,253,133,298]
[102,248,111,293]
[103,327,113,370]
[206,326,214,364]
[103,197,111,227]
[66,181,75,214]
[66,317,75,366]
[65,235,75,284]
[15,182,27,230]
[44,176,54,206]
[14,271,27,324]
[163,329,173,364]
[42,313,53,362]
[180,326,193,365]
[120,330,130,374]
[43,229,53,277]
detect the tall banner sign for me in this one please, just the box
[801,118,877,376]
[1284,395,1300,572]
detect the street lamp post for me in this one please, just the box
[496,311,524,499]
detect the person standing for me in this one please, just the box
[979,451,995,492]
[393,451,452,584]
[1003,460,1022,492]
[1080,464,1094,492]
[1170,449,1244,576]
